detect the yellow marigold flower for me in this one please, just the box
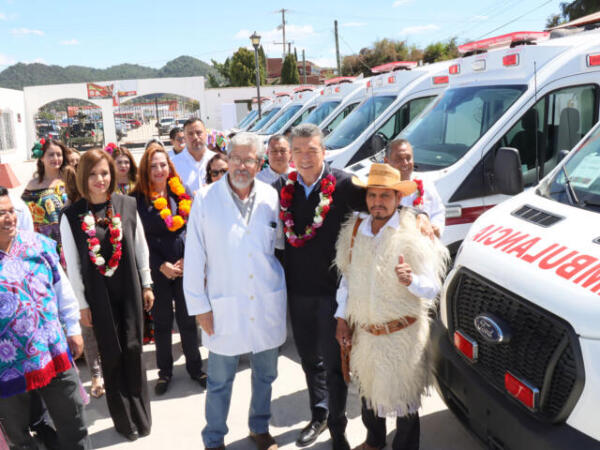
[153,197,168,210]
[170,215,185,231]
[169,177,186,196]
[179,199,191,215]
[159,208,172,219]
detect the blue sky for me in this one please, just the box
[0,0,564,71]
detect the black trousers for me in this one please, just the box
[0,368,91,450]
[361,398,420,450]
[152,273,202,379]
[288,293,348,436]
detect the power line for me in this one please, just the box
[475,0,555,39]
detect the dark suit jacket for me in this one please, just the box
[273,163,367,297]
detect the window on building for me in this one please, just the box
[0,110,16,152]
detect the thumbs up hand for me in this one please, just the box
[395,254,413,286]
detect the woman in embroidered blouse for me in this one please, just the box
[113,146,137,195]
[131,143,206,395]
[21,139,68,249]
[60,149,154,441]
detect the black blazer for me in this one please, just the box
[132,191,186,273]
[273,163,367,297]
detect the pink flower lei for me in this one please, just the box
[413,178,424,207]
[279,171,336,248]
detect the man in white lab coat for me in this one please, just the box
[184,132,286,450]
[384,139,446,238]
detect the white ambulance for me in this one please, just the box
[303,76,368,135]
[231,96,271,133]
[258,86,318,138]
[432,113,600,449]
[247,92,291,133]
[350,28,600,255]
[323,60,453,168]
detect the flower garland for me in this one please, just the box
[80,202,123,277]
[151,176,192,232]
[413,178,425,207]
[279,171,336,248]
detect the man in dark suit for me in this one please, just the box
[274,123,366,450]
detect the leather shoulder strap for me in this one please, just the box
[349,217,363,264]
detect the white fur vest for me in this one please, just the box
[335,211,448,416]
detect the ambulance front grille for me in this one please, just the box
[448,268,584,423]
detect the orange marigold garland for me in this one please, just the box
[151,176,191,232]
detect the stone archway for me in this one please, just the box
[23,76,205,153]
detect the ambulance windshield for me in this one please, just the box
[324,95,395,150]
[539,124,600,213]
[249,107,282,132]
[237,110,258,128]
[400,85,526,170]
[262,105,303,135]
[304,101,341,125]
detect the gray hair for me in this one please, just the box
[289,123,324,146]
[385,138,412,159]
[268,134,287,147]
[229,132,265,159]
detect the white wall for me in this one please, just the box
[0,87,27,164]
[204,85,300,130]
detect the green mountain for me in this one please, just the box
[0,56,221,90]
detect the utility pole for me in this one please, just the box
[277,8,288,60]
[302,49,307,84]
[334,20,341,75]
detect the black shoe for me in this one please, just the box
[154,377,170,396]
[191,371,208,388]
[120,430,139,441]
[296,419,327,447]
[332,433,350,450]
[30,421,59,450]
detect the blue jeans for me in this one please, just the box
[202,348,279,448]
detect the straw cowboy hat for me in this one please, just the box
[352,163,417,197]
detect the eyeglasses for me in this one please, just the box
[174,137,185,142]
[229,156,259,167]
[210,169,228,177]
[0,208,16,218]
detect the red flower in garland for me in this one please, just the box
[413,179,425,207]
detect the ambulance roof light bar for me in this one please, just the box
[251,96,271,103]
[371,61,418,74]
[458,31,550,56]
[293,85,315,93]
[324,76,356,86]
[275,92,290,97]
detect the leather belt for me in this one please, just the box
[361,316,417,336]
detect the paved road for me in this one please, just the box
[77,334,483,450]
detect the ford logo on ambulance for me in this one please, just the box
[474,314,510,343]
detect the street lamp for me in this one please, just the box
[250,31,262,119]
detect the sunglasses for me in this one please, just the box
[210,169,228,177]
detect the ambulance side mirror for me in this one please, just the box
[494,147,523,195]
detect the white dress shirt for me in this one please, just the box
[256,165,291,185]
[171,147,216,196]
[297,165,325,198]
[60,213,152,309]
[335,211,440,319]
[400,175,446,236]
[183,176,286,356]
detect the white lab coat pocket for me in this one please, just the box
[262,226,276,254]
[261,289,287,328]
[210,296,239,336]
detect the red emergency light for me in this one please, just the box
[334,86,341,93]
[320,90,324,95]
[325,76,355,86]
[587,54,600,67]
[503,54,519,67]
[367,80,372,88]
[433,75,449,85]
[505,372,539,410]
[371,61,418,74]
[388,75,396,84]
[458,31,550,55]
[454,330,478,361]
[449,64,460,75]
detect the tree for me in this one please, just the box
[423,38,459,64]
[229,48,256,87]
[546,0,599,28]
[280,53,300,84]
[341,38,411,76]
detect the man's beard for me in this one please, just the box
[370,209,393,221]
[230,170,253,189]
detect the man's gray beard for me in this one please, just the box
[230,173,253,190]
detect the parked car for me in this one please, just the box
[157,117,175,135]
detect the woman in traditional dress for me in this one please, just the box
[132,142,206,395]
[60,149,154,441]
[21,139,68,253]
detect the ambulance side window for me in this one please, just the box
[498,84,598,186]
[292,106,316,127]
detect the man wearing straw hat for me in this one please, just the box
[334,163,449,450]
